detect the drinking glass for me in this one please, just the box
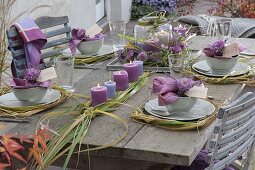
[168,52,190,73]
[109,20,126,50]
[55,55,75,92]
[216,19,232,40]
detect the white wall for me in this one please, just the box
[10,0,70,24]
[10,0,132,29]
[106,0,132,22]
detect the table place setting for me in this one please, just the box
[132,76,219,130]
[185,39,255,85]
[0,18,70,118]
[60,24,115,67]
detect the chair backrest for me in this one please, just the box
[6,16,71,76]
[35,16,71,59]
[6,27,27,78]
[206,92,255,170]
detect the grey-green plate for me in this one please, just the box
[0,89,61,107]
[192,60,250,77]
[144,98,215,121]
[62,45,114,58]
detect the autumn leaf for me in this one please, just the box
[0,134,26,163]
[16,134,33,144]
[0,163,10,169]
[0,147,5,153]
[37,128,51,140]
[28,148,42,165]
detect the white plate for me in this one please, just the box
[62,45,114,58]
[0,89,61,107]
[192,60,250,77]
[144,98,215,121]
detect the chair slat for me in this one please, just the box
[8,39,23,48]
[223,107,255,131]
[35,16,69,29]
[209,127,255,160]
[44,26,71,38]
[42,38,69,50]
[220,111,255,145]
[41,50,61,59]
[218,92,255,119]
[12,49,25,57]
[6,28,19,38]
[212,135,254,170]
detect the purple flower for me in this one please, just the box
[24,68,40,81]
[171,45,182,54]
[71,28,86,40]
[176,78,203,95]
[173,25,188,35]
[203,40,225,57]
[117,49,124,61]
[126,50,135,60]
[77,29,86,39]
[137,51,148,61]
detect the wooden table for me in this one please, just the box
[1,36,255,170]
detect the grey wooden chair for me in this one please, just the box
[206,92,255,170]
[35,16,71,59]
[6,16,71,77]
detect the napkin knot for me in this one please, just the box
[152,77,203,106]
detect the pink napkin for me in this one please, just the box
[152,77,178,93]
[153,77,203,106]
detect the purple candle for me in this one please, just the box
[123,62,139,82]
[113,70,129,91]
[133,60,143,76]
[91,84,107,106]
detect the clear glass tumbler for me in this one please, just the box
[109,20,126,50]
[55,55,75,92]
[216,19,232,40]
[168,52,190,73]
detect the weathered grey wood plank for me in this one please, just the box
[6,27,18,38]
[42,37,70,49]
[35,16,69,29]
[44,26,71,38]
[12,49,25,57]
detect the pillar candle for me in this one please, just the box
[91,84,107,106]
[123,62,139,82]
[104,80,116,99]
[133,60,143,76]
[155,30,170,45]
[113,70,129,91]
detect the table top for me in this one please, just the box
[1,36,254,167]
